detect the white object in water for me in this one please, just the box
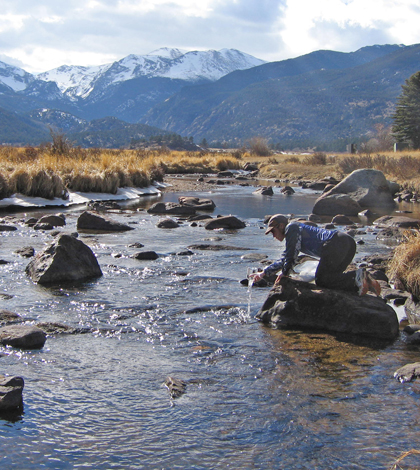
[292,260,318,282]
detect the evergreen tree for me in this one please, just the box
[393,71,420,149]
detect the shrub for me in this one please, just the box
[248,137,272,157]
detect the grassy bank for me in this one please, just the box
[0,147,242,199]
[2,145,420,199]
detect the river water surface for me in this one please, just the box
[1,184,420,469]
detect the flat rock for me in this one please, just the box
[373,215,420,228]
[0,325,46,349]
[178,197,216,211]
[256,277,399,340]
[77,211,134,232]
[0,310,22,325]
[132,251,159,260]
[204,216,246,230]
[36,322,89,335]
[147,202,196,216]
[188,244,252,251]
[0,224,17,232]
[394,363,420,383]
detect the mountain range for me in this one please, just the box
[0,44,419,149]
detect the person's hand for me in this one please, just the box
[249,272,264,283]
[274,273,284,286]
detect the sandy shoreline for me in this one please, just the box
[162,174,261,193]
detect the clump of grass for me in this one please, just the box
[303,152,327,165]
[0,172,11,198]
[388,230,420,298]
[389,449,420,470]
[284,156,300,164]
[337,152,420,181]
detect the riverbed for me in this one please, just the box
[1,183,419,469]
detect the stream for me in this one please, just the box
[1,183,420,469]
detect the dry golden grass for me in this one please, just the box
[389,449,420,470]
[0,147,242,198]
[2,144,420,199]
[388,230,420,298]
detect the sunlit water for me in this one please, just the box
[1,184,420,469]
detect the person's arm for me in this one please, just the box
[263,223,301,278]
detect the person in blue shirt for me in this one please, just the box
[251,214,381,296]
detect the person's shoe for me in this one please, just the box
[356,268,369,296]
[367,273,381,296]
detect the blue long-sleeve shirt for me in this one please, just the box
[263,222,338,277]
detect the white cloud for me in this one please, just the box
[0,0,418,72]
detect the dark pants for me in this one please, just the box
[315,232,357,292]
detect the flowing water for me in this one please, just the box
[1,184,420,469]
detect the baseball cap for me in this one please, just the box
[265,214,288,234]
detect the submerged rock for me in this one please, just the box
[164,376,187,399]
[256,277,399,340]
[188,244,252,251]
[25,234,102,284]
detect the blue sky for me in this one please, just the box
[0,0,419,73]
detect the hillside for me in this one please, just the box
[0,107,49,145]
[142,44,420,149]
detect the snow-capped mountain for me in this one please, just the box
[0,61,34,92]
[37,48,266,100]
[37,64,112,100]
[0,48,265,125]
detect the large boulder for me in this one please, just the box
[0,325,46,349]
[312,194,362,216]
[0,375,24,411]
[256,277,399,340]
[313,169,395,216]
[26,234,102,284]
[77,211,134,232]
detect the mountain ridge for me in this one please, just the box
[0,44,418,149]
